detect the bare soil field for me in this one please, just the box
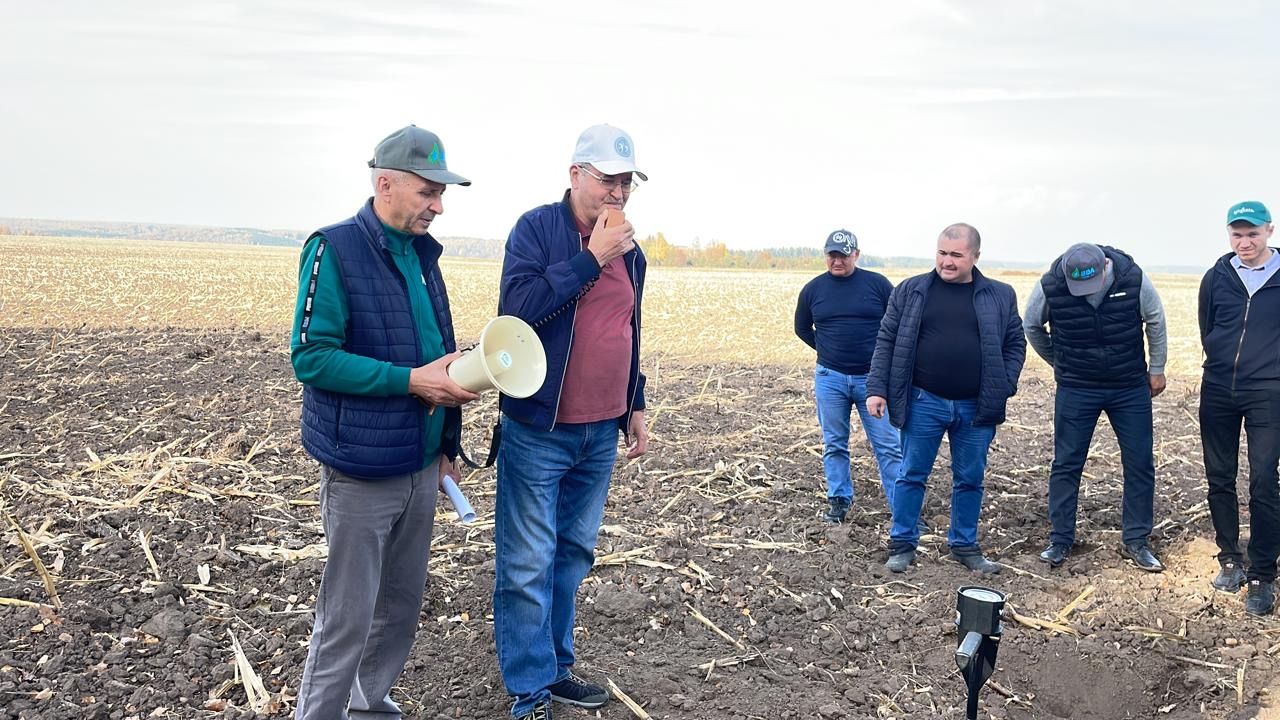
[2,321,1278,720]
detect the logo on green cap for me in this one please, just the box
[427,142,444,166]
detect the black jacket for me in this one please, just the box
[867,268,1027,428]
[1199,249,1280,389]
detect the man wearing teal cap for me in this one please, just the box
[1199,200,1280,615]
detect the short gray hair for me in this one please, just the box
[370,167,412,189]
[940,223,981,252]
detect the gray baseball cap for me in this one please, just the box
[368,125,471,186]
[824,229,858,255]
[1061,242,1106,296]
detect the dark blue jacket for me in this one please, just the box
[1199,249,1280,390]
[1042,246,1147,389]
[867,268,1026,428]
[794,269,894,376]
[498,191,646,431]
[300,199,460,478]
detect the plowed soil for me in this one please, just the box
[1,328,1276,720]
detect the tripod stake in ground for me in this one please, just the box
[954,586,1006,720]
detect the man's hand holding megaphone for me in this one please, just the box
[588,208,634,266]
[409,351,481,414]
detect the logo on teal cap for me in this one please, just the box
[1228,200,1271,226]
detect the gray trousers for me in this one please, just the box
[294,461,439,720]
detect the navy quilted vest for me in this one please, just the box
[1042,246,1147,389]
[299,199,460,478]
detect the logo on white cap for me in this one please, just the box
[572,124,647,181]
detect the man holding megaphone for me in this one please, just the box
[492,124,650,720]
[289,126,479,720]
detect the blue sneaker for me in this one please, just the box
[548,671,608,709]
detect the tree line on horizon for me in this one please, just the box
[637,232,926,270]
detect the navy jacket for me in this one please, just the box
[1042,246,1148,389]
[867,268,1026,428]
[1199,249,1280,390]
[498,192,647,431]
[300,199,461,478]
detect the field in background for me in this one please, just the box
[0,234,1267,719]
[0,235,1206,376]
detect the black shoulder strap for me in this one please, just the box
[457,420,502,469]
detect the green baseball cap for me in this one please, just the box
[1227,200,1270,226]
[369,125,470,186]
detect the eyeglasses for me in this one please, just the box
[576,164,639,193]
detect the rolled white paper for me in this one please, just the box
[441,475,476,524]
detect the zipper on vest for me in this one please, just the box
[1231,295,1252,392]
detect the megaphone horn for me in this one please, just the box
[447,316,548,399]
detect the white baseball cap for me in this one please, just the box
[571,124,648,181]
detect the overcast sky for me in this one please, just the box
[3,1,1277,265]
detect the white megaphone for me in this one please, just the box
[447,316,547,398]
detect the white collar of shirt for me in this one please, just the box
[1230,247,1279,272]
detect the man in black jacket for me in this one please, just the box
[1199,200,1280,615]
[1024,243,1167,572]
[867,223,1026,574]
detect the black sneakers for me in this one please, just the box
[824,497,851,523]
[1246,580,1276,616]
[548,671,609,709]
[1038,543,1070,568]
[1120,543,1164,572]
[516,700,553,720]
[1213,561,1247,592]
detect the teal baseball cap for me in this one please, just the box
[1227,200,1270,226]
[369,125,470,186]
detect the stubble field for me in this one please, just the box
[0,235,1274,720]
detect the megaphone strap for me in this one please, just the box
[458,420,502,469]
[532,278,597,328]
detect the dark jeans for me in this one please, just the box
[1200,382,1280,582]
[1048,383,1155,547]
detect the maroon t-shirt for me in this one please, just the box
[556,215,635,424]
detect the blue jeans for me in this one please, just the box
[494,416,618,717]
[814,364,904,505]
[1049,383,1155,547]
[890,387,997,551]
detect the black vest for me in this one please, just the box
[1042,246,1147,389]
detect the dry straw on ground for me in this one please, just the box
[0,234,1264,720]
